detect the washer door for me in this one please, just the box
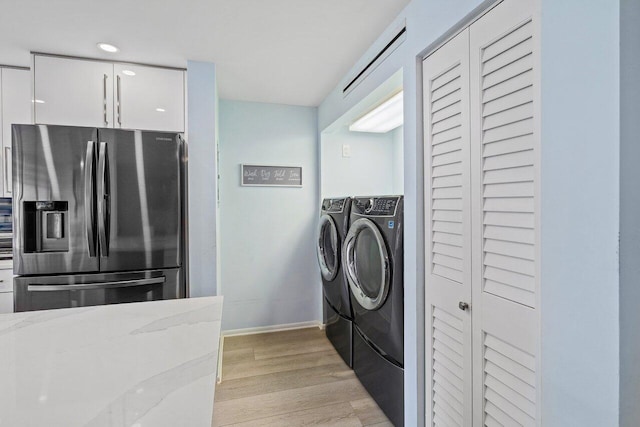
[342,218,390,310]
[317,214,340,281]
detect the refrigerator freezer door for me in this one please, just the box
[98,129,181,272]
[13,267,183,312]
[12,125,99,275]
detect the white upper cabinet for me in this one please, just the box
[114,64,184,132]
[34,55,185,132]
[1,68,32,197]
[34,55,114,128]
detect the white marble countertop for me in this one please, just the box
[0,296,223,427]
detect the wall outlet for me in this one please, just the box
[342,144,351,158]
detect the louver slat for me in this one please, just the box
[484,211,534,229]
[484,238,534,260]
[434,383,463,416]
[482,70,533,104]
[434,186,463,201]
[432,307,464,427]
[483,134,534,158]
[483,165,534,185]
[480,17,536,308]
[432,89,463,114]
[483,102,533,131]
[433,139,463,157]
[484,267,535,293]
[483,120,533,146]
[433,101,462,124]
[432,76,462,102]
[433,65,463,91]
[483,53,533,90]
[482,35,533,76]
[433,242,464,260]
[432,119,462,138]
[483,86,533,117]
[433,173,463,189]
[482,21,533,63]
[433,209,463,223]
[431,64,465,284]
[484,334,536,427]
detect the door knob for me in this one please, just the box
[458,301,470,311]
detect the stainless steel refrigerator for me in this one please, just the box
[12,124,186,312]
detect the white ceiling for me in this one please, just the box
[0,0,410,106]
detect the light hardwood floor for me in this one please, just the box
[213,327,393,426]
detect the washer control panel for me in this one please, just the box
[352,196,400,216]
[322,198,348,213]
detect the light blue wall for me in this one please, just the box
[392,126,404,195]
[321,130,399,198]
[540,1,620,425]
[319,1,486,424]
[620,0,640,424]
[187,61,219,297]
[218,100,320,331]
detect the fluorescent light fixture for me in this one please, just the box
[97,42,119,53]
[155,108,166,112]
[349,91,404,133]
[122,70,136,76]
[32,99,45,104]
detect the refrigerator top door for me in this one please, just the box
[98,129,182,272]
[12,124,99,275]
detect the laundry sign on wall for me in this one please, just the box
[241,164,302,187]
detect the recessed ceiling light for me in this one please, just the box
[97,42,119,53]
[32,99,45,104]
[122,70,136,76]
[155,108,166,112]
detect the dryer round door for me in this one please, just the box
[317,214,340,281]
[342,218,390,310]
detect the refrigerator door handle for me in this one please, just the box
[103,74,109,126]
[26,276,166,292]
[85,141,97,257]
[4,147,11,195]
[97,141,110,256]
[116,75,122,127]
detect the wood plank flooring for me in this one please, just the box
[213,327,392,426]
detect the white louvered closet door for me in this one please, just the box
[470,0,539,425]
[423,29,472,427]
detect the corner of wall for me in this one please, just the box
[186,60,218,298]
[619,0,640,424]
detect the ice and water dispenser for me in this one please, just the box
[23,201,69,253]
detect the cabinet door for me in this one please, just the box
[0,292,12,314]
[2,68,32,197]
[469,0,539,425]
[34,55,114,128]
[423,29,472,427]
[114,64,184,132]
[0,267,13,314]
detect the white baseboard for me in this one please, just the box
[216,334,224,384]
[222,320,323,338]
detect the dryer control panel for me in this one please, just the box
[352,196,401,217]
[322,198,348,213]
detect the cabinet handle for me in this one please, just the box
[103,74,108,126]
[116,75,122,127]
[4,147,11,194]
[458,301,469,311]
